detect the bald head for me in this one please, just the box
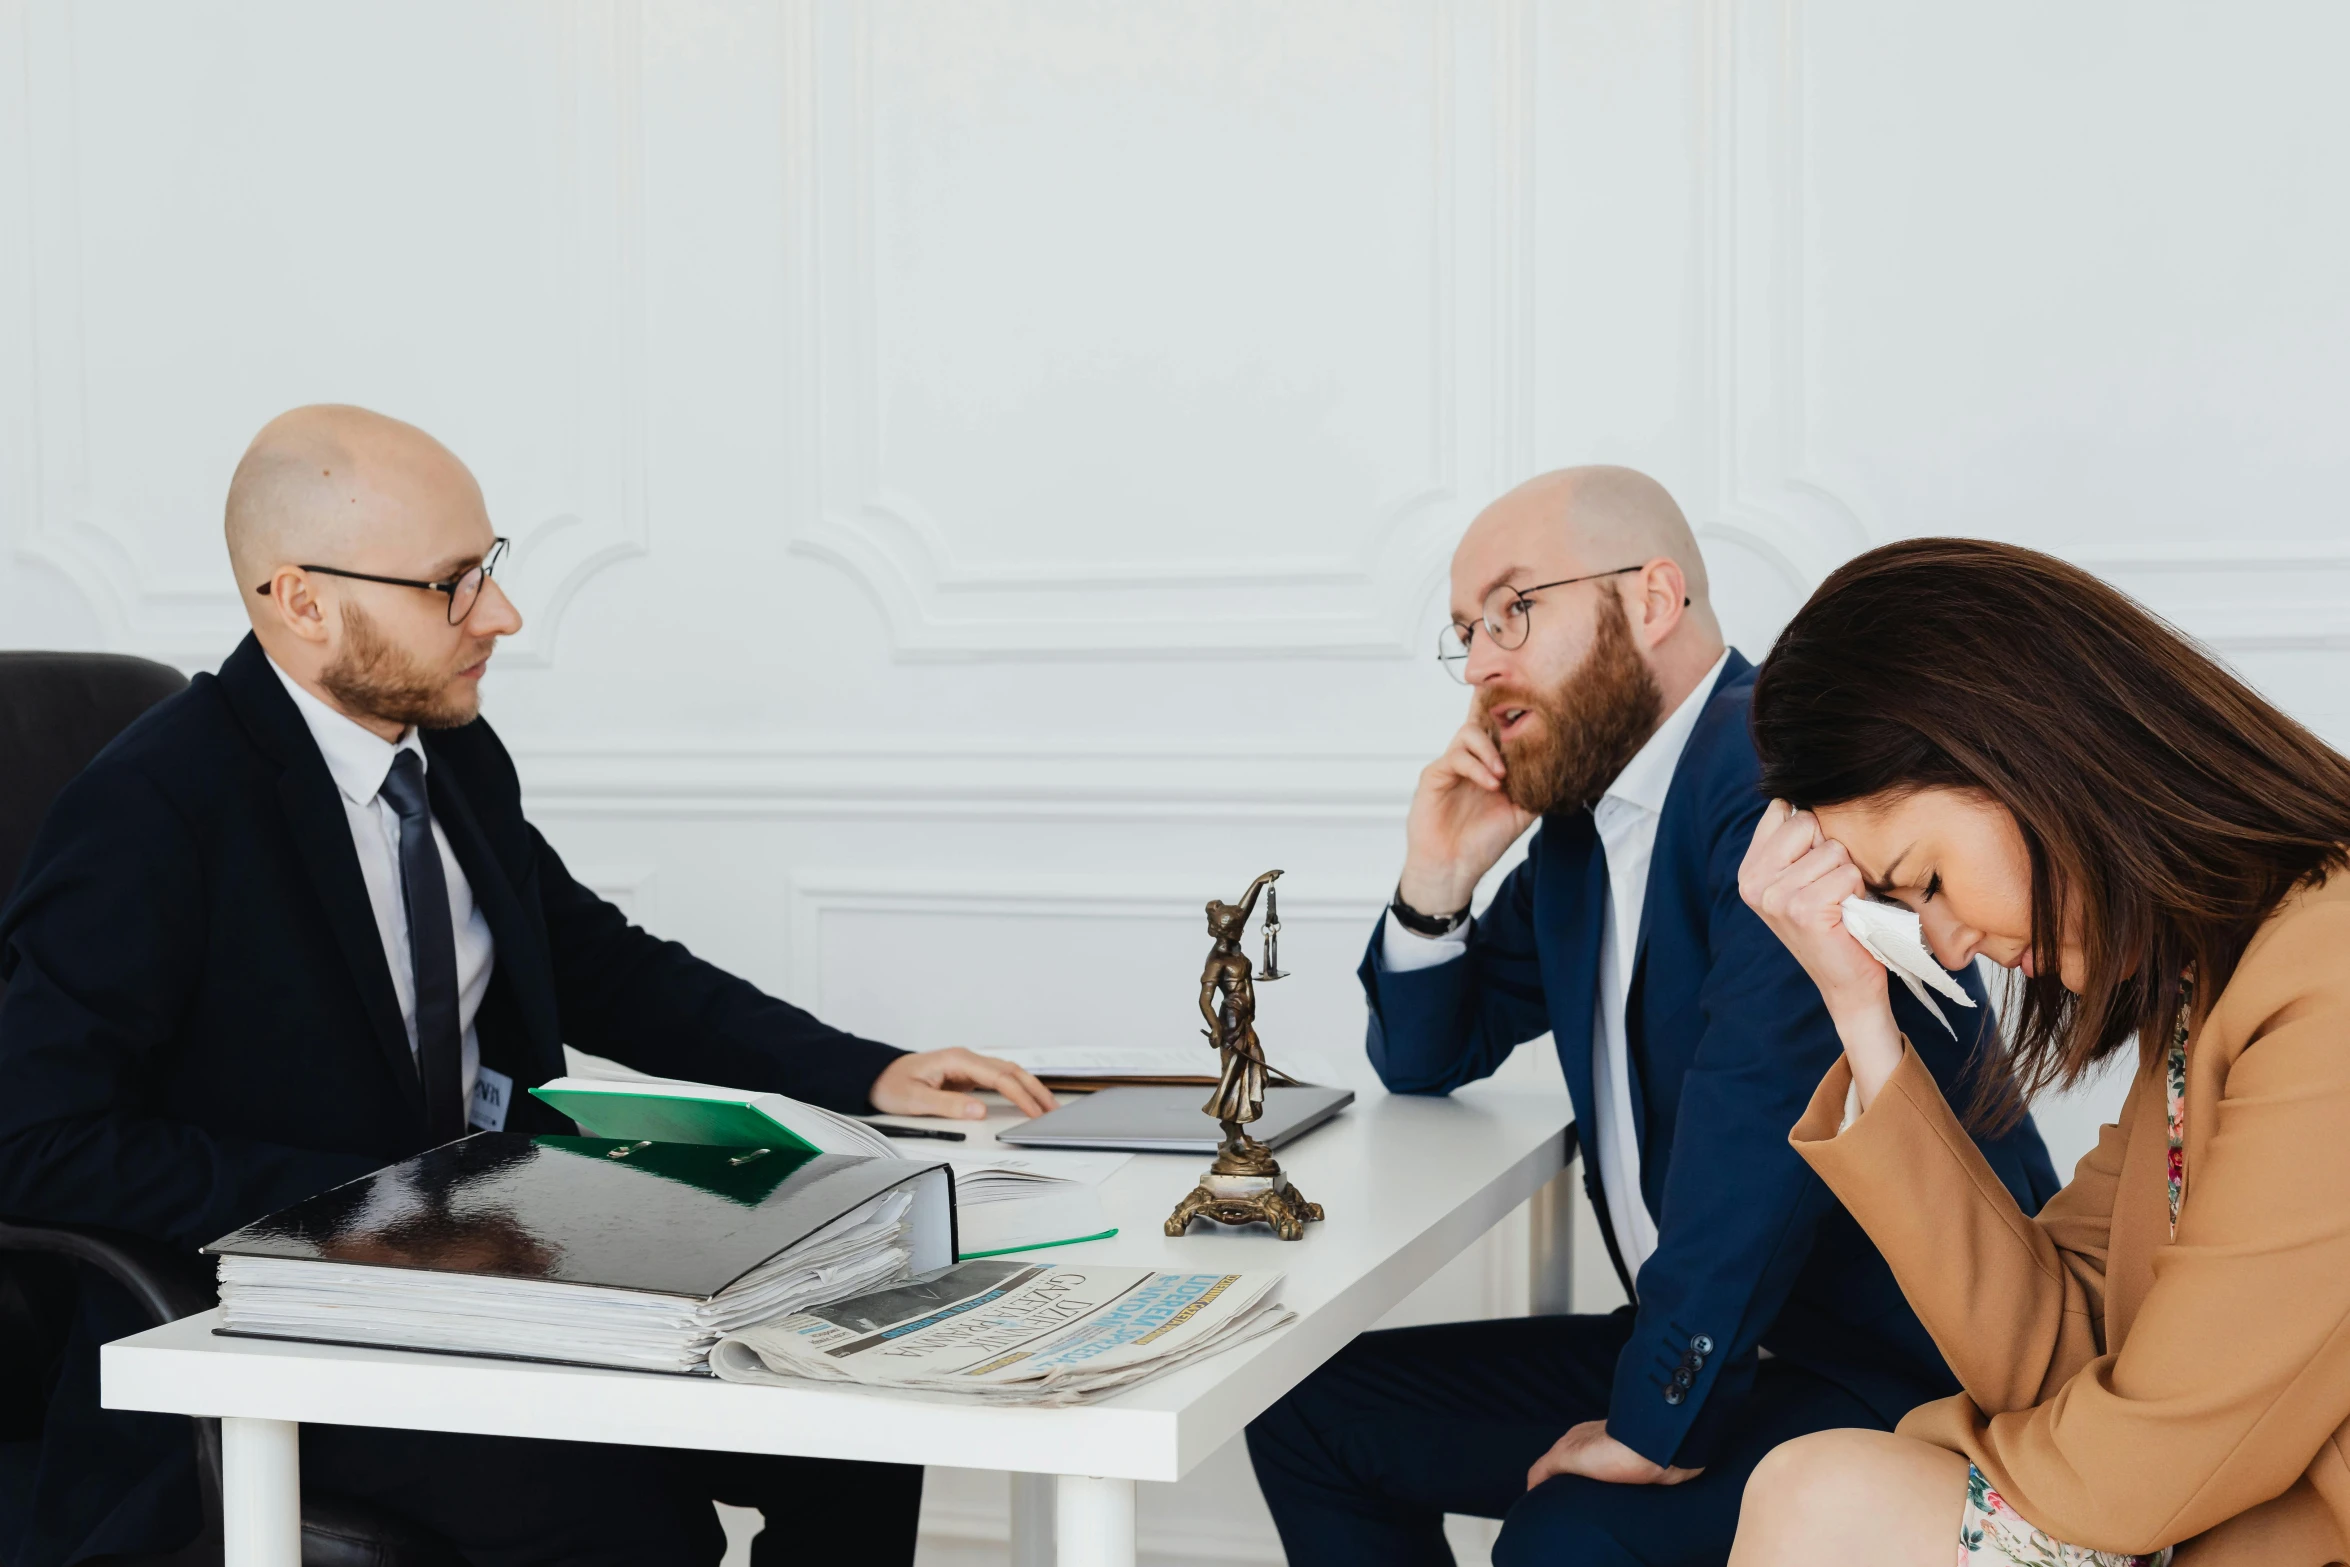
[1444,463,1725,723]
[1467,465,1712,611]
[225,404,484,596]
[227,404,518,741]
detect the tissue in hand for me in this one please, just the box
[1838,897,1976,1038]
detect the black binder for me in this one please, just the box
[203,1133,955,1371]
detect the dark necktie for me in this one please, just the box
[380,751,465,1143]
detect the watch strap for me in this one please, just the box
[1389,886,1473,938]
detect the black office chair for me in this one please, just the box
[0,652,462,1567]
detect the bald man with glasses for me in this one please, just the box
[0,405,1058,1567]
[1246,468,2062,1567]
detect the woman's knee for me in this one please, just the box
[1739,1429,1853,1526]
[1730,1429,1965,1567]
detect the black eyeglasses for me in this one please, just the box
[257,537,510,626]
[1436,566,1642,683]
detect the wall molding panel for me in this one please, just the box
[780,0,1537,660]
[575,865,660,926]
[2069,543,2350,654]
[517,742,1426,823]
[780,868,1390,1006]
[1684,0,2350,671]
[496,0,654,669]
[1691,0,1868,603]
[0,0,649,666]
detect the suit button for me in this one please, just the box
[1689,1335,1714,1356]
[1671,1367,1695,1389]
[1663,1385,1685,1406]
[1681,1352,1704,1372]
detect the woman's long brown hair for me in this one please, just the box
[1751,538,2350,1127]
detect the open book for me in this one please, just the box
[529,1075,1117,1258]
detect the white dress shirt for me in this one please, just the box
[269,658,496,1109]
[1384,650,1731,1289]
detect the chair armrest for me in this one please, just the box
[0,1218,216,1325]
[0,1216,227,1551]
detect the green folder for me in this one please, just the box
[533,1135,823,1207]
[528,1087,823,1153]
[529,1081,1120,1257]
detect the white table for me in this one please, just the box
[103,1085,1573,1567]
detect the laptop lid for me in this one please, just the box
[994,1085,1355,1154]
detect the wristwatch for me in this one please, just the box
[1389,886,1473,938]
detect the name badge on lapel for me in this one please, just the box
[470,1066,514,1132]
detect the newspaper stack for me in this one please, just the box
[710,1258,1292,1404]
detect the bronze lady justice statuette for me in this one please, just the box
[1164,870,1326,1240]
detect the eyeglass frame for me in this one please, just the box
[1436,564,1645,680]
[254,537,511,626]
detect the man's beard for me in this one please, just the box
[320,603,481,731]
[1480,594,1665,816]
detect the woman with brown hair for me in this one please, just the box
[1725,537,2350,1565]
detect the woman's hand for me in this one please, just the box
[1737,801,1905,1105]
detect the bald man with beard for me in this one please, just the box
[0,406,1060,1567]
[1246,469,2062,1567]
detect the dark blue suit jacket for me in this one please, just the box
[0,635,905,1566]
[1360,652,2060,1468]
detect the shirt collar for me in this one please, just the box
[267,655,424,808]
[1600,649,1732,819]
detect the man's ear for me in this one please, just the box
[260,566,334,647]
[1632,557,1688,648]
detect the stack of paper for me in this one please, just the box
[940,1151,1128,1258]
[207,1134,955,1375]
[218,1191,914,1373]
[943,1151,1129,1204]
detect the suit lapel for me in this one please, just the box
[1541,811,1609,1135]
[1630,650,1749,975]
[1540,813,1632,1294]
[1620,652,1751,1173]
[2104,1063,2171,1347]
[273,771,424,1117]
[215,637,424,1118]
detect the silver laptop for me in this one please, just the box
[994,1085,1355,1154]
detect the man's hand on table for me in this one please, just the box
[1525,1420,1702,1490]
[870,1047,1059,1120]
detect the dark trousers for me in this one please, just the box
[1245,1312,1883,1567]
[301,1424,923,1567]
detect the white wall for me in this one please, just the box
[6,3,2345,1562]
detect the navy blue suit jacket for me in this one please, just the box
[0,635,905,1565]
[1360,652,2060,1468]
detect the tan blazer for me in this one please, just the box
[1791,872,2350,1565]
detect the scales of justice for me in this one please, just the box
[1164,870,1326,1241]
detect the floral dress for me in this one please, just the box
[1955,983,2192,1567]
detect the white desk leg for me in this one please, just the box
[1527,1160,1578,1316]
[221,1416,301,1567]
[1054,1475,1134,1567]
[1010,1472,1058,1567]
